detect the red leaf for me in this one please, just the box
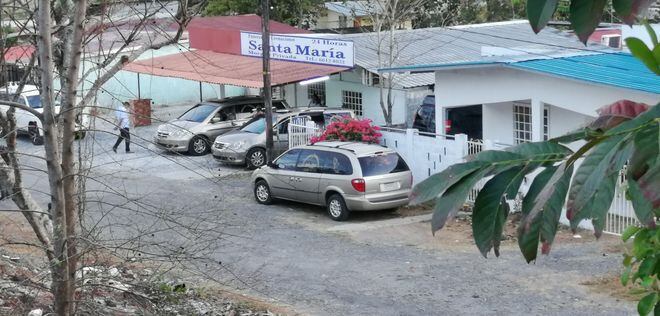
[541,241,552,255]
[591,100,650,130]
[596,100,649,118]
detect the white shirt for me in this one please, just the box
[115,106,130,129]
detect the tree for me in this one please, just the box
[0,0,212,313]
[203,0,325,28]
[414,1,659,314]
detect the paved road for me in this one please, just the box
[8,104,635,315]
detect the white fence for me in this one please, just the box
[288,116,321,148]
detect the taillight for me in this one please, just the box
[351,179,366,192]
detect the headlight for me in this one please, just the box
[228,141,246,150]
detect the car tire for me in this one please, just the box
[246,148,266,169]
[326,194,350,221]
[254,180,273,205]
[28,125,44,146]
[188,135,210,156]
[74,130,86,140]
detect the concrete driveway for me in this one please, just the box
[5,104,634,315]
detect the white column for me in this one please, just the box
[217,84,226,99]
[531,98,544,142]
[434,95,446,136]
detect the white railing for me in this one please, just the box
[604,168,639,236]
[288,116,321,148]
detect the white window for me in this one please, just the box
[513,102,548,144]
[361,69,380,86]
[338,15,348,28]
[342,90,363,117]
[307,82,325,106]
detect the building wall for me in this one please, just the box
[84,45,247,109]
[435,66,659,116]
[482,102,593,145]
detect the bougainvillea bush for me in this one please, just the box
[311,118,382,144]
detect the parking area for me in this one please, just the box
[6,103,635,315]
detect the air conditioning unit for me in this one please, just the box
[601,34,622,49]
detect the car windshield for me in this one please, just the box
[358,153,409,177]
[241,117,266,134]
[26,95,42,108]
[179,104,218,122]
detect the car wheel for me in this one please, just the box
[29,126,44,146]
[254,180,273,205]
[326,194,350,221]
[74,130,86,140]
[188,135,209,156]
[246,148,266,169]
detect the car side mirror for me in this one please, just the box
[268,162,279,169]
[210,117,221,124]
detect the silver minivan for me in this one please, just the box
[251,142,412,221]
[154,96,288,155]
[212,108,354,168]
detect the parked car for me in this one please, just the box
[212,107,354,168]
[251,141,412,221]
[412,95,435,133]
[0,83,90,145]
[154,96,289,155]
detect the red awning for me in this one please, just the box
[123,50,348,88]
[3,45,35,63]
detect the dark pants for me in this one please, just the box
[113,127,130,152]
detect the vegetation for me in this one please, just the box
[203,0,325,27]
[311,118,382,144]
[415,0,659,314]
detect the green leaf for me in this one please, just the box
[569,0,608,43]
[640,293,659,316]
[654,45,660,71]
[646,20,659,47]
[626,37,660,75]
[567,134,631,224]
[577,173,618,237]
[550,127,601,143]
[629,179,656,228]
[621,265,632,285]
[431,167,493,234]
[539,164,573,251]
[638,164,660,210]
[639,257,658,276]
[612,0,632,22]
[507,141,573,160]
[629,122,659,181]
[411,161,486,205]
[623,226,642,241]
[472,166,526,257]
[527,0,559,33]
[518,165,557,262]
[604,104,659,137]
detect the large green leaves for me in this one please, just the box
[628,179,656,228]
[518,164,574,263]
[569,0,608,43]
[472,167,525,257]
[411,161,485,205]
[527,0,559,33]
[626,37,660,75]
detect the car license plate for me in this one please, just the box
[380,182,400,192]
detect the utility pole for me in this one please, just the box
[262,0,274,164]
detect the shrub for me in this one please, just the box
[311,118,382,144]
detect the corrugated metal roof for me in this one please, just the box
[325,20,612,88]
[508,53,660,95]
[123,50,347,89]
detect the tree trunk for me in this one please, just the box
[36,0,71,313]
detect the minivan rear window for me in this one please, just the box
[358,153,409,177]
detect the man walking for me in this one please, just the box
[112,101,132,153]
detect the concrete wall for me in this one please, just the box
[285,68,409,126]
[82,44,247,110]
[435,66,659,116]
[482,101,594,145]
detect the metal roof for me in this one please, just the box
[123,50,347,89]
[508,53,660,95]
[327,20,612,88]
